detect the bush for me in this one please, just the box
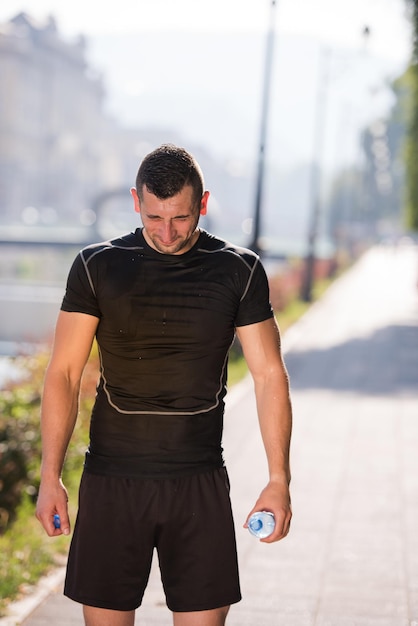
[0,356,46,533]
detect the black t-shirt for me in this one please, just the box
[62,228,273,477]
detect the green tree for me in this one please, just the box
[404,0,418,230]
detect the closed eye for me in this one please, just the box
[145,215,191,221]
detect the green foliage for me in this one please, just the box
[404,0,418,231]
[0,357,46,532]
[405,66,418,230]
[227,348,248,387]
[0,494,68,615]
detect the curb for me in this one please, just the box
[0,568,66,625]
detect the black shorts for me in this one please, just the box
[64,467,241,612]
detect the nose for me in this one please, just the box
[159,221,176,244]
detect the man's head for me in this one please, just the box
[135,144,205,210]
[131,144,209,255]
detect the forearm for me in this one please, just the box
[248,366,292,542]
[254,369,292,485]
[40,367,80,481]
[36,366,81,536]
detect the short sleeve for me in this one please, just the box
[61,252,101,318]
[234,258,273,327]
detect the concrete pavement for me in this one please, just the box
[2,243,418,626]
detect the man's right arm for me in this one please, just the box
[36,311,99,536]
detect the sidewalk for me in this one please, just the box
[3,243,418,626]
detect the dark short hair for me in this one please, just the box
[136,144,204,209]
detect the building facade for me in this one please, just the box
[0,13,108,225]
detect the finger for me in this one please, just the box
[42,513,60,537]
[261,512,291,543]
[57,511,71,536]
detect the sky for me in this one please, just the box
[0,0,411,53]
[0,0,413,172]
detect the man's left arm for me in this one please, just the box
[236,316,292,543]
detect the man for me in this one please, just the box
[36,144,292,626]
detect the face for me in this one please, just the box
[131,184,209,255]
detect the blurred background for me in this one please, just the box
[2,4,418,621]
[0,0,416,353]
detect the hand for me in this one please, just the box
[36,478,71,537]
[244,480,292,543]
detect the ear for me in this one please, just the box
[131,187,141,214]
[200,191,210,216]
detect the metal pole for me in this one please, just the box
[300,47,330,302]
[301,28,371,300]
[248,0,277,256]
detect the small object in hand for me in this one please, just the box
[248,511,275,538]
[53,514,61,529]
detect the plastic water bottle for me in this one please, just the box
[248,511,275,538]
[53,514,61,529]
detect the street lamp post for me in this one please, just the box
[300,27,371,302]
[249,0,278,256]
[300,47,330,302]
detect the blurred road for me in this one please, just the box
[2,243,418,626]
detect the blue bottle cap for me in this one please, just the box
[249,517,263,532]
[248,511,275,538]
